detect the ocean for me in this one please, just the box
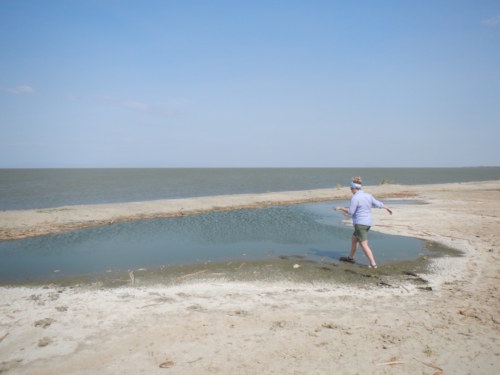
[0,168,496,285]
[1,167,499,210]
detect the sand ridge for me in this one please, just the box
[0,181,482,242]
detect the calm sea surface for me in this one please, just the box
[1,167,499,210]
[0,168,495,284]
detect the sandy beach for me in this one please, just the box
[0,181,499,374]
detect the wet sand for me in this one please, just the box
[0,181,499,374]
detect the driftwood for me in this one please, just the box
[376,360,405,366]
[413,357,443,372]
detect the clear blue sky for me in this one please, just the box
[1,1,499,167]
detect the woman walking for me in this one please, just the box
[335,176,392,269]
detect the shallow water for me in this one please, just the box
[0,201,457,285]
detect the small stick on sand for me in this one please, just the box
[376,360,405,366]
[0,332,9,343]
[413,357,443,371]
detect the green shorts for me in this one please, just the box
[353,224,371,242]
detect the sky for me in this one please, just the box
[1,1,499,168]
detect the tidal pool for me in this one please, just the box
[0,201,457,285]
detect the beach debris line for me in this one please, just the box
[177,269,208,281]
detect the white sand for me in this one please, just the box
[1,181,499,374]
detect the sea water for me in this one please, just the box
[1,167,499,210]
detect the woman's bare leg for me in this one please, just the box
[359,240,376,266]
[349,235,358,259]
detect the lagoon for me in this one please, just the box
[0,201,432,284]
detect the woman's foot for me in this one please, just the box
[368,263,377,269]
[339,256,355,263]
